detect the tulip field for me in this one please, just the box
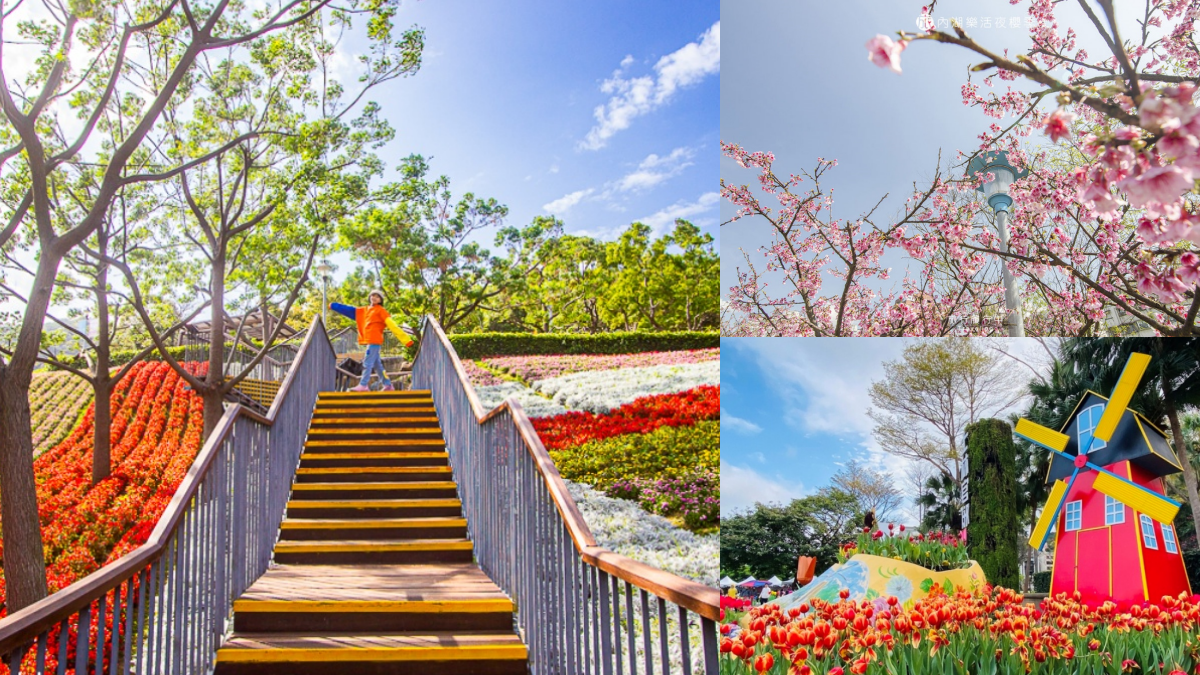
[1,361,207,607]
[720,587,1200,675]
[29,371,94,456]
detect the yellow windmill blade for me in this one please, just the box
[1092,471,1181,524]
[1014,418,1069,452]
[1029,479,1069,550]
[1093,352,1151,443]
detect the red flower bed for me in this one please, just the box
[532,385,719,451]
[0,361,208,605]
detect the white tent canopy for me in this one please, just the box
[720,576,734,588]
[767,576,783,586]
[738,576,756,585]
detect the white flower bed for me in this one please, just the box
[566,480,713,673]
[473,382,568,418]
[532,361,719,414]
[565,480,718,586]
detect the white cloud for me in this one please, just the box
[542,188,594,215]
[721,407,762,435]
[721,460,804,516]
[580,22,719,150]
[638,192,719,233]
[615,147,695,192]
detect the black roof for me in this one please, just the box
[1045,391,1182,484]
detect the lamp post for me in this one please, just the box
[316,262,333,328]
[967,152,1028,337]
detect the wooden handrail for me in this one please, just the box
[0,316,335,654]
[420,315,719,621]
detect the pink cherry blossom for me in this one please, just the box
[1117,164,1194,209]
[1043,108,1076,143]
[866,35,906,74]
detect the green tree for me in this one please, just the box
[965,419,1020,590]
[827,459,903,523]
[719,490,862,579]
[0,0,413,611]
[340,155,511,332]
[601,220,719,331]
[916,472,962,532]
[869,339,1023,509]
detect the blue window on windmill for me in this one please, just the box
[1104,495,1125,525]
[1065,501,1083,531]
[1140,514,1159,550]
[1077,403,1107,453]
[1163,523,1179,554]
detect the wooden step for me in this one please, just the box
[306,428,444,441]
[214,632,526,675]
[304,438,446,451]
[309,416,441,428]
[273,538,474,565]
[290,482,459,500]
[279,517,468,541]
[312,407,438,417]
[295,466,452,483]
[299,452,449,468]
[287,498,462,519]
[319,390,433,398]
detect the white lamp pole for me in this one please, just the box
[316,262,333,328]
[968,152,1026,337]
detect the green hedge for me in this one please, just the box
[50,346,191,371]
[446,331,720,360]
[1032,571,1052,593]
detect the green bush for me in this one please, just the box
[1032,571,1052,593]
[965,418,1020,590]
[446,331,719,360]
[550,421,719,489]
[50,346,191,371]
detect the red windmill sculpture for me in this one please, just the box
[1016,352,1191,607]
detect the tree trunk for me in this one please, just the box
[1162,387,1200,540]
[92,378,113,485]
[204,256,227,440]
[0,377,49,611]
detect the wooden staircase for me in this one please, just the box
[215,390,528,674]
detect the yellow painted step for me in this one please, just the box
[320,390,433,397]
[296,466,452,475]
[273,539,474,554]
[232,598,511,613]
[306,429,442,437]
[301,452,449,461]
[312,407,437,415]
[217,642,526,664]
[279,517,467,530]
[309,417,441,425]
[287,499,461,509]
[304,439,446,448]
[291,481,457,491]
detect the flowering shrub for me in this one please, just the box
[719,586,1200,674]
[837,526,970,572]
[483,348,720,383]
[461,359,510,387]
[550,420,718,491]
[533,385,719,451]
[606,471,719,531]
[533,361,719,413]
[29,371,93,456]
[0,361,207,605]
[473,381,569,417]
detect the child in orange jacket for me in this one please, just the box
[330,289,413,391]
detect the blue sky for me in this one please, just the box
[719,0,1146,303]
[721,337,1050,521]
[368,1,720,248]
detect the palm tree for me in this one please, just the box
[917,472,962,531]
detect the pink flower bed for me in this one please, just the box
[462,359,509,387]
[483,348,720,383]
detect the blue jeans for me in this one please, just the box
[359,344,391,387]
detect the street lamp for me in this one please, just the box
[316,262,333,328]
[967,151,1028,337]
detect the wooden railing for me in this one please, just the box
[0,317,336,674]
[412,315,720,675]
